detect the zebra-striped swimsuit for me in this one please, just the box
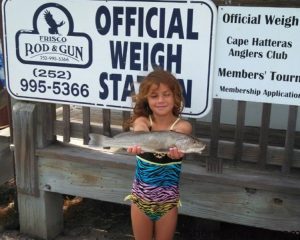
[125,117,182,221]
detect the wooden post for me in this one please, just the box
[208,98,222,173]
[282,105,298,174]
[234,101,246,164]
[122,111,131,132]
[103,108,112,136]
[13,102,63,240]
[63,105,71,143]
[17,191,63,240]
[82,107,91,144]
[258,103,271,168]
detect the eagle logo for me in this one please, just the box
[44,10,65,34]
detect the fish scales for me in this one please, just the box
[89,131,206,154]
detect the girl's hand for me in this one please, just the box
[127,145,143,155]
[168,147,184,159]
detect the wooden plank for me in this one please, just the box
[258,103,271,168]
[13,102,64,239]
[37,142,136,170]
[194,121,300,148]
[46,104,56,142]
[56,107,124,126]
[63,105,70,143]
[55,121,123,138]
[36,103,56,148]
[218,139,300,168]
[282,106,298,174]
[208,98,222,173]
[38,158,133,204]
[102,109,112,136]
[53,121,300,168]
[55,109,300,148]
[234,101,246,163]
[37,150,300,231]
[36,143,300,194]
[12,102,38,196]
[82,107,90,145]
[18,191,63,240]
[179,178,300,232]
[122,111,131,131]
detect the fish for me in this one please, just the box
[88,131,206,154]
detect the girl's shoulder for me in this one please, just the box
[133,116,150,131]
[173,118,192,135]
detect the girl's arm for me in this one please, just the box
[168,120,193,159]
[127,117,149,154]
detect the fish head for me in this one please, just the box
[176,135,206,154]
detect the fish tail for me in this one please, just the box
[88,133,109,148]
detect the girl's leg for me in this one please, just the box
[154,207,178,240]
[131,204,154,240]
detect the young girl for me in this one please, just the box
[126,69,192,240]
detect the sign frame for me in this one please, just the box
[213,6,300,106]
[3,0,217,117]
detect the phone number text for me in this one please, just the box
[20,78,89,97]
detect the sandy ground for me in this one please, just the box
[1,182,300,240]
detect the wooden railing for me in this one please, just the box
[6,98,300,239]
[54,100,300,174]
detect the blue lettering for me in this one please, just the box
[146,8,158,38]
[143,43,149,71]
[122,75,135,101]
[151,43,164,68]
[159,8,166,38]
[187,9,198,39]
[95,6,198,40]
[113,7,124,36]
[110,41,182,73]
[110,74,122,100]
[110,41,127,69]
[167,8,184,39]
[178,79,192,108]
[130,42,141,70]
[138,8,144,37]
[167,44,182,73]
[126,7,136,36]
[99,72,109,100]
[95,6,111,35]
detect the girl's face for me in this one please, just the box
[147,83,175,117]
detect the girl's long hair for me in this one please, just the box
[129,69,184,126]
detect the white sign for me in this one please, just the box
[214,6,300,106]
[2,0,216,117]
